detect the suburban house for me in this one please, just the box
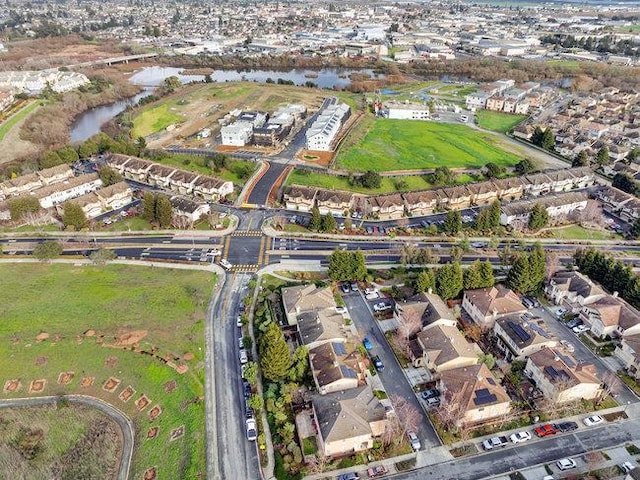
[168,170,201,195]
[411,324,481,372]
[0,173,43,199]
[544,169,579,193]
[170,196,211,223]
[315,189,354,216]
[493,177,526,201]
[468,181,499,206]
[442,185,473,210]
[192,176,234,201]
[282,185,317,212]
[296,310,351,349]
[395,292,457,330]
[462,285,526,329]
[37,164,74,186]
[499,192,589,230]
[524,172,554,196]
[403,190,440,217]
[309,341,365,395]
[66,192,103,219]
[311,385,388,457]
[281,284,336,325]
[596,186,640,223]
[369,194,405,220]
[525,347,602,404]
[62,182,133,219]
[106,154,153,181]
[614,334,640,380]
[494,314,557,361]
[221,121,254,146]
[438,363,511,427]
[545,270,607,313]
[579,295,640,339]
[147,164,178,188]
[34,173,103,209]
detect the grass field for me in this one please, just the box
[475,111,527,133]
[0,101,41,141]
[547,225,620,240]
[336,117,521,172]
[131,104,185,137]
[0,264,214,479]
[0,404,121,479]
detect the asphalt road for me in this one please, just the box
[246,161,289,206]
[341,290,442,449]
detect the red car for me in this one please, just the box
[535,424,559,437]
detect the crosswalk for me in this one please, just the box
[231,230,263,237]
[230,264,259,273]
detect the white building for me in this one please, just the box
[0,70,90,95]
[220,121,253,146]
[384,102,430,121]
[305,101,350,151]
[34,173,103,209]
[499,192,588,231]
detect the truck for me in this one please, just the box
[482,436,508,450]
[219,258,233,270]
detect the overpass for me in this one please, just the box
[68,52,159,69]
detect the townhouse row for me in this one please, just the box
[105,154,234,201]
[283,167,595,219]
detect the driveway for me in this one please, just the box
[341,290,441,449]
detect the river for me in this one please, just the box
[70,66,378,143]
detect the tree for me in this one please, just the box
[39,150,63,169]
[383,394,423,446]
[320,213,336,232]
[541,127,555,151]
[98,166,123,186]
[155,195,173,228]
[141,192,156,222]
[479,353,496,369]
[327,249,366,281]
[612,172,638,195]
[89,248,116,264]
[463,261,483,290]
[572,150,589,167]
[449,245,463,263]
[309,206,321,231]
[627,147,640,163]
[478,260,495,288]
[443,210,462,235]
[32,240,63,261]
[531,126,544,146]
[57,146,79,163]
[288,345,309,382]
[629,217,640,240]
[162,75,181,93]
[359,170,381,189]
[506,254,530,293]
[528,243,546,292]
[435,262,463,300]
[515,158,536,175]
[77,140,98,159]
[243,362,258,386]
[62,202,87,230]
[259,323,292,382]
[595,146,610,166]
[247,393,263,412]
[528,203,549,230]
[415,269,435,293]
[8,196,41,221]
[484,162,505,179]
[430,166,455,186]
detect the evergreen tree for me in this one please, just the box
[309,206,321,231]
[596,146,610,166]
[415,269,435,293]
[487,200,501,230]
[141,192,156,222]
[506,254,530,293]
[572,150,589,167]
[98,166,123,186]
[443,210,462,235]
[32,240,63,261]
[531,126,544,146]
[62,202,87,230]
[478,260,496,288]
[320,213,336,232]
[629,218,640,240]
[528,243,546,292]
[435,262,463,300]
[259,323,292,382]
[352,250,367,281]
[155,194,173,228]
[541,128,555,151]
[463,261,483,290]
[528,203,549,230]
[77,140,98,159]
[7,196,41,221]
[612,172,638,195]
[515,158,536,175]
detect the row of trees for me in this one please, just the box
[574,249,640,310]
[308,206,337,233]
[506,243,547,294]
[412,259,495,300]
[141,192,173,228]
[572,146,611,167]
[327,250,367,282]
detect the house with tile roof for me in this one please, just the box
[494,314,557,361]
[283,185,317,212]
[394,292,457,331]
[281,284,337,325]
[614,334,640,380]
[462,285,526,329]
[411,323,482,372]
[545,270,607,313]
[309,341,366,395]
[579,295,640,339]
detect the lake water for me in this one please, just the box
[70,66,378,143]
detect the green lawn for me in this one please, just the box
[0,264,214,479]
[132,104,185,137]
[0,101,41,141]
[150,153,256,186]
[336,117,521,172]
[547,225,620,240]
[475,111,528,133]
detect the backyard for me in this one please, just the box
[475,110,527,134]
[0,263,214,479]
[336,116,521,172]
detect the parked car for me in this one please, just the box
[425,396,440,407]
[482,436,509,450]
[239,349,248,364]
[362,337,373,351]
[583,415,604,427]
[246,418,257,441]
[509,431,532,443]
[372,355,384,372]
[556,458,577,471]
[522,297,534,308]
[365,291,380,300]
[336,306,347,314]
[620,461,636,473]
[556,308,567,319]
[566,318,582,329]
[237,316,243,328]
[535,424,559,437]
[573,324,590,334]
[366,465,388,478]
[525,296,540,307]
[373,302,392,312]
[340,283,351,294]
[407,431,421,451]
[421,389,440,400]
[243,380,251,398]
[238,337,244,348]
[555,421,578,433]
[350,282,359,292]
[338,473,360,480]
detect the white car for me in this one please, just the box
[573,324,590,334]
[407,431,421,451]
[509,431,532,444]
[365,291,380,300]
[583,415,604,427]
[556,458,577,471]
[239,349,248,364]
[373,302,391,312]
[246,418,257,441]
[236,316,243,327]
[206,249,221,257]
[555,308,567,318]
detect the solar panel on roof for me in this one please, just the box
[340,365,357,379]
[487,378,496,386]
[473,393,498,406]
[556,352,576,369]
[508,321,531,343]
[529,323,552,339]
[475,388,491,398]
[333,342,346,355]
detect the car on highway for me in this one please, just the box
[535,424,559,437]
[556,458,577,471]
[555,421,578,433]
[362,337,373,351]
[371,355,384,372]
[373,302,392,312]
[583,415,604,427]
[421,389,440,400]
[482,436,509,450]
[509,431,532,443]
[246,418,257,441]
[367,465,388,478]
[573,324,590,334]
[206,248,221,257]
[407,431,421,451]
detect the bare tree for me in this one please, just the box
[597,371,622,405]
[305,452,331,472]
[544,250,562,280]
[434,388,466,432]
[171,215,193,230]
[383,394,423,446]
[389,310,422,360]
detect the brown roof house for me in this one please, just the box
[579,295,640,339]
[462,285,526,329]
[283,185,317,212]
[296,309,351,349]
[368,194,405,220]
[309,341,366,395]
[494,314,557,361]
[442,185,473,211]
[412,323,482,372]
[403,190,440,217]
[394,292,456,330]
[524,347,602,404]
[545,270,606,313]
[0,172,43,199]
[467,181,499,206]
[37,164,74,186]
[492,176,527,201]
[281,284,337,325]
[315,189,354,217]
[438,363,511,427]
[614,334,640,380]
[311,385,388,457]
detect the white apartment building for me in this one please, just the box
[34,173,103,209]
[0,70,90,95]
[306,102,350,151]
[384,102,430,120]
[220,121,253,146]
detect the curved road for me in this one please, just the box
[0,394,134,480]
